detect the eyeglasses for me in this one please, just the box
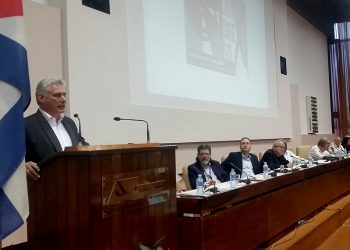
[198,152,210,156]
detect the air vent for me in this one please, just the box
[306,96,318,134]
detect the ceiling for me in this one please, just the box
[288,0,350,37]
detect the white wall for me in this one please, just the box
[287,8,332,135]
[23,0,63,117]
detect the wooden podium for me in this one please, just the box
[27,144,177,250]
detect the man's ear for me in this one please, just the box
[37,95,44,104]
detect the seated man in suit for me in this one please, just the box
[309,137,331,160]
[25,78,82,180]
[260,139,290,170]
[188,144,228,190]
[222,137,261,177]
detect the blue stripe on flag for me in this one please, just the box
[0,34,31,109]
[0,189,24,239]
[0,100,25,187]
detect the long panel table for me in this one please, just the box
[177,159,350,250]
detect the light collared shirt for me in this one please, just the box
[328,143,345,154]
[284,150,297,163]
[309,145,330,160]
[40,109,72,150]
[201,163,220,183]
[242,153,254,177]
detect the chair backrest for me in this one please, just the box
[288,147,296,154]
[259,151,265,161]
[221,156,227,163]
[182,165,191,190]
[296,145,312,159]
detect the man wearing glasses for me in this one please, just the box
[260,139,290,170]
[188,144,228,190]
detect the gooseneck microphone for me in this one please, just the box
[113,116,150,143]
[230,163,251,184]
[73,113,89,145]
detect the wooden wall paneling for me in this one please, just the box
[266,182,306,238]
[76,156,91,250]
[89,155,103,250]
[56,156,68,250]
[66,156,78,250]
[206,197,268,250]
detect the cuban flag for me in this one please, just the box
[0,0,31,240]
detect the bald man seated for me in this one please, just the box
[260,140,290,170]
[309,138,331,160]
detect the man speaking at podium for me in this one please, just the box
[24,78,81,180]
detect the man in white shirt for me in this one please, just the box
[309,138,331,160]
[329,136,345,154]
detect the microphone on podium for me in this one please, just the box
[113,116,150,143]
[73,113,89,145]
[230,163,251,184]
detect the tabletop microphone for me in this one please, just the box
[230,163,251,184]
[113,116,150,143]
[73,113,89,145]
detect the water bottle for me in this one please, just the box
[263,162,269,179]
[308,155,313,168]
[196,174,204,194]
[229,169,236,188]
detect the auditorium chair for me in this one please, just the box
[259,151,265,161]
[181,165,191,190]
[296,145,312,159]
[221,156,227,163]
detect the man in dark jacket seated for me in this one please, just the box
[222,137,262,178]
[188,144,228,190]
[260,139,290,170]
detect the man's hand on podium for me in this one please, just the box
[25,161,40,180]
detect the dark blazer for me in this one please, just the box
[188,159,228,190]
[222,152,262,176]
[342,136,350,153]
[25,110,80,163]
[259,149,289,170]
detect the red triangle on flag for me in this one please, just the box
[0,0,23,18]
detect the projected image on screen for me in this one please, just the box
[185,0,247,75]
[127,0,278,116]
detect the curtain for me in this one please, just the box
[329,22,350,137]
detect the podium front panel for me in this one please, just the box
[27,145,177,250]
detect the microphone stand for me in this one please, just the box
[73,114,89,146]
[113,117,150,143]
